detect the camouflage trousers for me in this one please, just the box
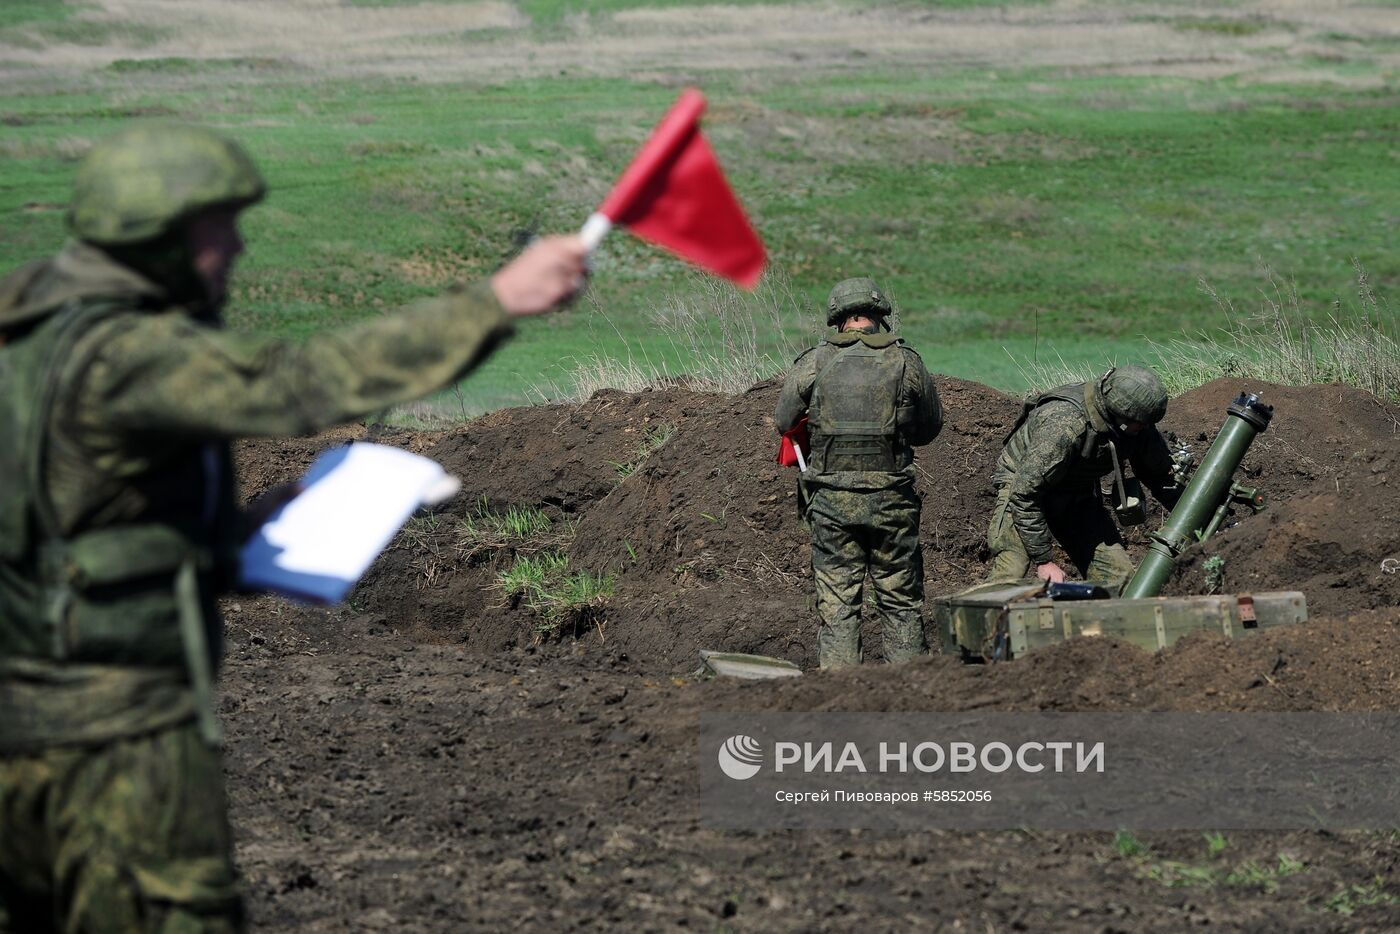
[806,483,927,669]
[0,722,244,934]
[985,486,1135,594]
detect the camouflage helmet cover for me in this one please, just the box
[826,276,891,327]
[69,125,266,245]
[1100,365,1169,425]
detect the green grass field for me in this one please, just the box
[1,0,1397,416]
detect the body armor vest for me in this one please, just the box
[807,341,907,473]
[0,299,229,742]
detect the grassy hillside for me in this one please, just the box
[1,1,1396,415]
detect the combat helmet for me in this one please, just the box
[826,277,892,327]
[69,125,266,246]
[1099,365,1169,425]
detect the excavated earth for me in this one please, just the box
[225,377,1400,931]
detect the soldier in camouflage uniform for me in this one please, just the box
[987,366,1183,593]
[0,125,587,933]
[776,278,942,669]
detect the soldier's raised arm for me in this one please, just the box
[54,127,586,441]
[71,239,586,441]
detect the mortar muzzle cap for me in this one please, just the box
[1227,392,1273,431]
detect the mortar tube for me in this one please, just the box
[1120,393,1272,599]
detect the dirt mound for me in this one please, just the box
[1162,378,1400,504]
[563,375,1018,667]
[1160,379,1400,614]
[424,386,712,516]
[345,386,730,647]
[233,376,1398,671]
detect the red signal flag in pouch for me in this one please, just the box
[777,416,809,470]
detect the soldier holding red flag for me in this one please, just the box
[0,124,585,933]
[0,89,769,930]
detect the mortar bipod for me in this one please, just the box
[1200,482,1267,541]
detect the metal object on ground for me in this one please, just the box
[1121,392,1272,599]
[935,581,1307,662]
[1107,440,1146,527]
[698,650,803,680]
[1045,581,1111,600]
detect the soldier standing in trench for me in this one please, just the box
[775,277,943,669]
[0,125,588,932]
[986,365,1184,594]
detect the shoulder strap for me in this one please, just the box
[27,302,135,651]
[28,300,129,539]
[1003,383,1087,446]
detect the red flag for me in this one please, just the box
[776,416,809,470]
[593,89,766,289]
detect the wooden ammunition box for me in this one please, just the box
[934,583,1308,661]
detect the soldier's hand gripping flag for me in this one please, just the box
[580,89,766,288]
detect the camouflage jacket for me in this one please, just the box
[993,381,1178,564]
[775,330,941,491]
[0,240,513,752]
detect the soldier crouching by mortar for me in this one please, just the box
[775,278,942,669]
[986,365,1184,594]
[0,125,587,932]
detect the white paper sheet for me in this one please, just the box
[238,443,460,605]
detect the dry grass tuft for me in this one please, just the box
[1017,262,1399,402]
[549,269,821,401]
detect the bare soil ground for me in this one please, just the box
[224,376,1400,931]
[4,0,1399,87]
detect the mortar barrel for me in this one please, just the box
[1121,392,1272,599]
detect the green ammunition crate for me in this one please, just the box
[935,582,1308,661]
